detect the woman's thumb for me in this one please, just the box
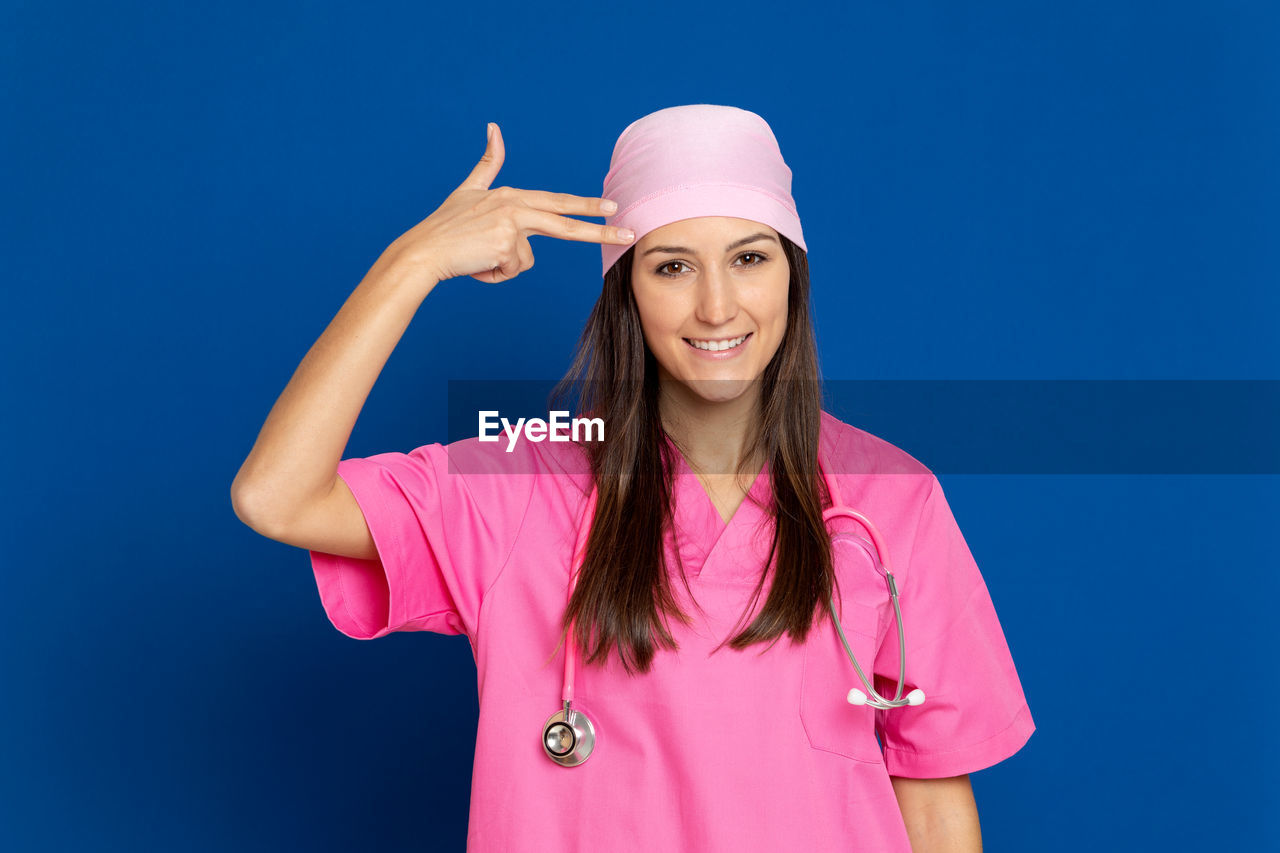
[459,122,504,191]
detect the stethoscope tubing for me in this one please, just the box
[560,487,595,711]
[820,468,920,710]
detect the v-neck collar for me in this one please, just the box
[664,434,775,582]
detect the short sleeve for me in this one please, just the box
[307,440,536,642]
[873,475,1035,777]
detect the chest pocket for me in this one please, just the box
[799,599,885,764]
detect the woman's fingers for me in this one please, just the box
[393,122,632,286]
[455,125,627,242]
[469,234,536,285]
[513,188,620,220]
[457,124,626,244]
[458,122,506,192]
[516,206,635,245]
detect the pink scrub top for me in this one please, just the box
[308,411,1035,851]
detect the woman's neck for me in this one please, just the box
[658,379,764,477]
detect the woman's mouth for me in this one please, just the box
[684,333,751,352]
[683,333,752,360]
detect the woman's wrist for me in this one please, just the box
[370,241,444,304]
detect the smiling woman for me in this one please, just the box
[233,103,1034,853]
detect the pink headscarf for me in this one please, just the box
[600,104,807,278]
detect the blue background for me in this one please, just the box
[3,0,1276,850]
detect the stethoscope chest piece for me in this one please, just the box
[542,705,596,767]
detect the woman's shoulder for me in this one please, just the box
[817,412,939,549]
[818,409,933,478]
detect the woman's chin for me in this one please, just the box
[680,376,758,405]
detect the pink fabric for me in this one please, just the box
[309,411,1035,851]
[600,104,807,278]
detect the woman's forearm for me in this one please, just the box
[890,774,982,852]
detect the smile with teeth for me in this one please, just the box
[685,333,751,352]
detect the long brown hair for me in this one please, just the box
[550,234,835,674]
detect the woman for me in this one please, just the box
[231,104,1035,852]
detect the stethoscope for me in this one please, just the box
[542,457,926,767]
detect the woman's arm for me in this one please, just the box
[229,122,627,539]
[889,774,982,852]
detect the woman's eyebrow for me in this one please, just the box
[641,232,779,257]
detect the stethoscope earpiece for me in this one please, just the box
[848,687,926,708]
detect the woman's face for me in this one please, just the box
[630,216,789,406]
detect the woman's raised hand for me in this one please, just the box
[389,123,634,286]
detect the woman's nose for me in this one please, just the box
[694,267,738,326]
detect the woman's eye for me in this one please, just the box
[655,253,767,277]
